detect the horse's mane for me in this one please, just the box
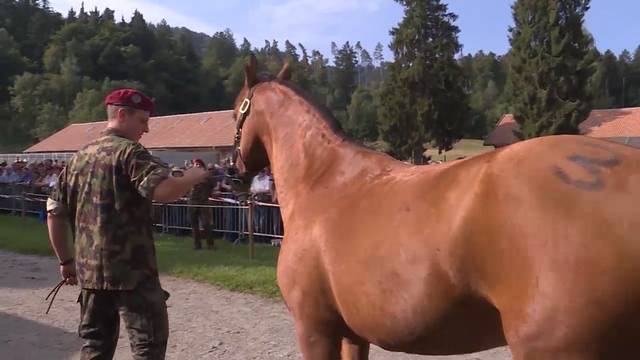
[259,75,350,142]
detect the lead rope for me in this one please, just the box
[44,279,66,314]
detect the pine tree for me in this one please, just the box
[328,42,358,127]
[346,87,379,142]
[373,42,385,79]
[462,51,508,138]
[630,46,640,107]
[619,49,633,107]
[239,38,252,56]
[378,0,468,162]
[309,50,330,105]
[591,50,621,108]
[507,0,597,138]
[0,29,27,103]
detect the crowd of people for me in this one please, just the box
[0,158,65,194]
[0,155,282,246]
[180,158,281,249]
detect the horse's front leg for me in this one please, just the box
[294,319,341,359]
[340,337,370,360]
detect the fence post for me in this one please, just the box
[163,204,168,234]
[248,200,255,259]
[20,191,26,217]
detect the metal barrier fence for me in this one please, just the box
[0,184,284,258]
[0,152,75,163]
[152,198,284,240]
[0,184,49,218]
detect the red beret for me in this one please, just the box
[192,158,205,167]
[104,88,155,114]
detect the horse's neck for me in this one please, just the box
[261,85,382,209]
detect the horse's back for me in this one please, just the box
[468,135,640,353]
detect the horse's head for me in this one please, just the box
[231,54,291,185]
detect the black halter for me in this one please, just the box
[232,86,256,167]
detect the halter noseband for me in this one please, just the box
[232,86,256,166]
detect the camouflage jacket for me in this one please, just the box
[188,175,218,204]
[49,128,170,290]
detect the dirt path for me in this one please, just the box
[0,250,511,359]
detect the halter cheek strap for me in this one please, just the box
[232,86,256,166]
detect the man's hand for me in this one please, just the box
[60,261,77,285]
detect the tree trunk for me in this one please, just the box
[412,148,424,165]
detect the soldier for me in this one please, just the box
[187,159,218,250]
[46,88,208,360]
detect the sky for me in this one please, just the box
[48,0,640,63]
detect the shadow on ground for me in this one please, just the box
[0,311,81,360]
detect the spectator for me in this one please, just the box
[217,166,241,243]
[0,167,9,184]
[187,158,218,250]
[250,167,274,242]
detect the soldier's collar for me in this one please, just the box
[103,127,127,138]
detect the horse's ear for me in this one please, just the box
[244,54,258,88]
[277,62,291,82]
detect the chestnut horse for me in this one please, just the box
[232,55,640,360]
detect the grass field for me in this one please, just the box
[0,214,281,298]
[424,139,495,162]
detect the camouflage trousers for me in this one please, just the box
[189,206,213,249]
[77,282,170,360]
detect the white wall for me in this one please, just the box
[150,149,234,167]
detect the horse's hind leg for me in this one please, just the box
[294,320,341,360]
[340,337,369,360]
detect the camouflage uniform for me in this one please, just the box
[187,175,218,249]
[49,128,171,360]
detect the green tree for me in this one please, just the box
[33,102,67,140]
[223,57,247,108]
[0,0,63,71]
[125,10,156,60]
[629,46,640,107]
[146,20,202,114]
[239,38,252,56]
[373,42,385,80]
[345,86,379,142]
[359,48,374,86]
[10,72,49,145]
[0,29,27,103]
[328,41,358,126]
[203,29,238,70]
[282,40,311,90]
[378,0,468,163]
[618,49,634,107]
[265,39,283,73]
[507,0,597,138]
[591,50,622,108]
[309,50,330,105]
[461,51,508,138]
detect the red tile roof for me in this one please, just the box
[484,114,520,147]
[485,107,640,147]
[578,107,640,137]
[24,110,236,153]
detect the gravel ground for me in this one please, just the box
[0,250,511,360]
